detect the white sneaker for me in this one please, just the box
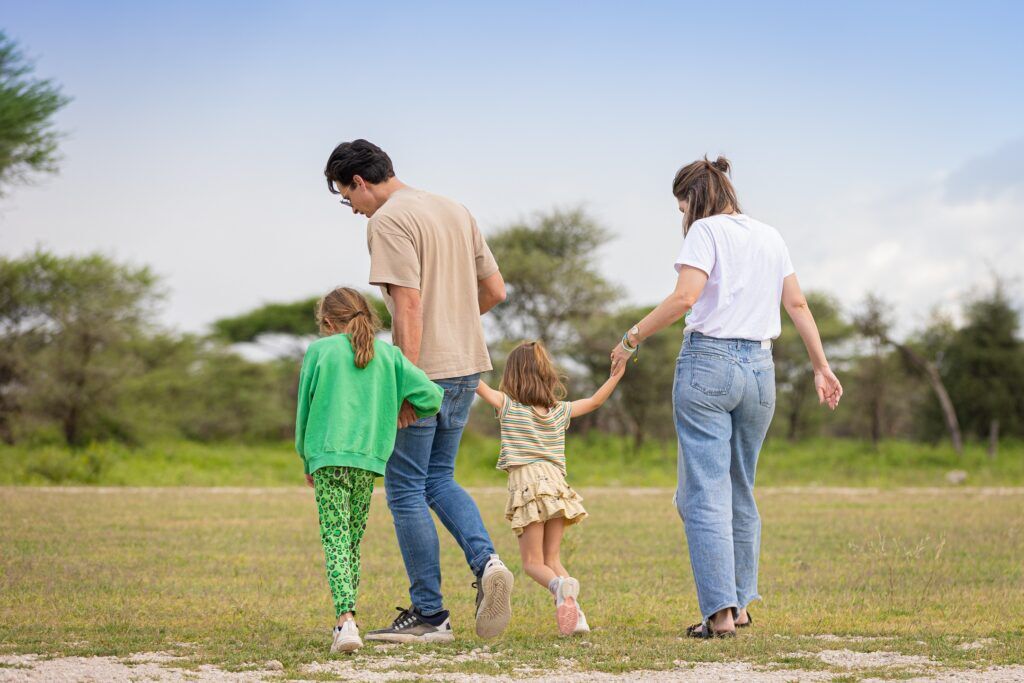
[475,554,514,639]
[574,604,591,634]
[331,618,362,653]
[555,577,580,636]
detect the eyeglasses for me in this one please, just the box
[339,198,352,207]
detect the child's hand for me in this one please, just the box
[610,359,626,380]
[305,474,314,488]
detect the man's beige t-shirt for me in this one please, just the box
[367,187,499,380]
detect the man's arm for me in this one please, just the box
[389,284,425,428]
[389,284,423,365]
[478,271,506,315]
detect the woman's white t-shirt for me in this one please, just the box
[674,213,794,341]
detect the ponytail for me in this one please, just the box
[315,287,382,369]
[347,311,377,369]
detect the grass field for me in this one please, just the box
[1,486,1022,680]
[2,436,1023,488]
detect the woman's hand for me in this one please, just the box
[610,341,633,376]
[814,366,843,410]
[305,473,314,488]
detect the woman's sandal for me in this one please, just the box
[685,621,737,639]
[736,611,753,628]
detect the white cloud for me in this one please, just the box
[794,142,1024,337]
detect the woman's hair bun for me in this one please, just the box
[711,156,731,174]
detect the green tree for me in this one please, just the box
[0,254,50,442]
[941,280,1024,451]
[576,305,680,446]
[771,292,852,440]
[0,31,70,194]
[487,208,618,354]
[2,251,160,446]
[858,297,963,453]
[211,294,391,357]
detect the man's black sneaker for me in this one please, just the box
[365,606,454,643]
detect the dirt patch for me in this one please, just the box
[860,668,1024,683]
[4,649,1024,682]
[0,652,280,682]
[304,657,835,682]
[812,648,938,670]
[804,634,896,643]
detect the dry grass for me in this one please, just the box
[1,486,1022,680]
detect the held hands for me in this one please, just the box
[610,343,633,376]
[814,366,843,410]
[397,400,418,429]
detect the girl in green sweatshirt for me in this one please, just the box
[296,287,443,653]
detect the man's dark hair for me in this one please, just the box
[324,139,395,193]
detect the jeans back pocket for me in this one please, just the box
[752,365,776,407]
[686,352,735,396]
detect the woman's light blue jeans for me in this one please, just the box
[673,331,776,622]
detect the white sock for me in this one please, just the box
[548,577,561,596]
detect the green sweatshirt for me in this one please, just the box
[295,334,443,476]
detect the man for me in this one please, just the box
[324,139,513,642]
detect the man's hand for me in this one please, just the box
[398,400,419,429]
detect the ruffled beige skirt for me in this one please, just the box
[504,461,587,536]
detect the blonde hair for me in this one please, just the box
[500,341,567,409]
[672,155,741,235]
[315,287,381,369]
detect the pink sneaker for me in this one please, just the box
[555,577,580,635]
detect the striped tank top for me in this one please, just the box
[496,394,572,474]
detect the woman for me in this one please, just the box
[610,156,842,638]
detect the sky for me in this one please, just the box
[1,0,1022,338]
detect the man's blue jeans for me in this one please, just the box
[384,372,495,616]
[673,332,776,622]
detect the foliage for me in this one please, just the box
[575,305,680,446]
[769,292,853,440]
[487,207,618,353]
[0,250,160,445]
[0,31,70,193]
[941,279,1024,440]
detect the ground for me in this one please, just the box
[1,486,1022,681]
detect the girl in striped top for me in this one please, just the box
[476,340,624,635]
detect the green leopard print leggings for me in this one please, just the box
[312,466,376,617]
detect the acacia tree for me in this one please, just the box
[0,255,50,442]
[211,294,391,358]
[772,292,851,440]
[576,305,679,447]
[0,31,70,194]
[941,280,1024,455]
[487,208,618,355]
[856,294,963,454]
[0,251,161,446]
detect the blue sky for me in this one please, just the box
[2,0,1022,335]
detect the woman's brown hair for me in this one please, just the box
[672,155,741,235]
[499,341,567,409]
[315,287,381,369]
